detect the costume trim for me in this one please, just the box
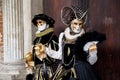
[36,28,54,37]
[64,27,85,41]
[87,50,98,65]
[83,41,98,52]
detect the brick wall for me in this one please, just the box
[0,0,3,63]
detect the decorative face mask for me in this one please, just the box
[70,19,83,33]
[37,19,48,31]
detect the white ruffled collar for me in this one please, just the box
[64,27,85,41]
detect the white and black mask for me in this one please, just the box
[36,19,49,33]
[70,19,83,34]
[38,23,49,31]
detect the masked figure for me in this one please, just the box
[51,6,106,80]
[25,14,58,80]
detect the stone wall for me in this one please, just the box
[0,0,3,63]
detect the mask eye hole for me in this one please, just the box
[38,21,42,24]
[37,20,46,26]
[79,23,82,26]
[74,22,77,25]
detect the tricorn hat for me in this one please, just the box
[32,14,55,27]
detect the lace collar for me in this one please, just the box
[64,27,85,41]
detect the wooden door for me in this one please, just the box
[89,0,120,80]
[43,0,120,80]
[43,0,72,35]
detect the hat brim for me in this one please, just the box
[32,14,55,26]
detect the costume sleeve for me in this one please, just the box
[87,50,98,65]
[86,31,106,43]
[83,31,106,65]
[45,33,64,60]
[74,31,106,63]
[83,41,98,65]
[75,31,106,51]
[45,47,62,60]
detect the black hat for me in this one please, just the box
[32,14,55,27]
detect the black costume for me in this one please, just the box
[26,14,58,80]
[73,31,106,80]
[60,31,106,80]
[52,6,106,80]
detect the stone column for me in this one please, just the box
[2,0,24,63]
[23,0,32,54]
[0,0,32,79]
